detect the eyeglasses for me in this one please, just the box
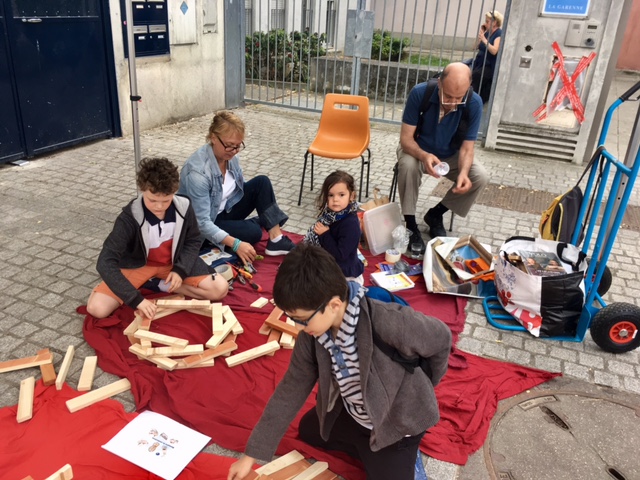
[287,301,327,326]
[216,135,245,153]
[439,85,470,106]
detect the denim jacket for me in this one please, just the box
[178,144,245,247]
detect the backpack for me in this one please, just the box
[364,287,433,379]
[539,146,604,245]
[413,77,472,151]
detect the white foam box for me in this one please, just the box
[363,202,403,256]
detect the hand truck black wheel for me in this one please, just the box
[590,302,640,353]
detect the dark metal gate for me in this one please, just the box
[0,0,117,164]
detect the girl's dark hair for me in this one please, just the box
[316,170,356,211]
[136,157,179,194]
[273,243,348,312]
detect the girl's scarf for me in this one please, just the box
[303,202,359,245]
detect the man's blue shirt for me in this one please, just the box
[402,82,482,159]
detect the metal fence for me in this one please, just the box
[244,0,505,123]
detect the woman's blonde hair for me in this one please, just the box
[207,110,246,143]
[486,10,503,28]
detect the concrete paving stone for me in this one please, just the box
[533,355,563,373]
[578,351,606,369]
[53,268,83,281]
[506,348,532,366]
[6,254,34,267]
[0,315,21,333]
[49,334,85,352]
[549,346,579,363]
[34,292,64,308]
[593,371,622,389]
[499,333,524,349]
[17,287,48,302]
[40,312,76,330]
[22,306,51,324]
[474,326,501,342]
[2,300,34,317]
[0,334,24,354]
[0,386,20,408]
[607,360,637,377]
[523,338,548,355]
[481,342,507,360]
[62,285,93,303]
[29,328,64,346]
[4,282,29,296]
[426,457,459,480]
[457,338,484,355]
[563,362,593,382]
[45,280,75,295]
[623,377,640,395]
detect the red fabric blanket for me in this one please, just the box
[79,233,559,478]
[0,381,236,479]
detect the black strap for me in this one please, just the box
[371,323,433,379]
[413,77,472,150]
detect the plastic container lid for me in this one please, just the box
[363,202,403,256]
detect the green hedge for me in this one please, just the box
[371,30,411,61]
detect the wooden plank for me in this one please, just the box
[55,346,75,391]
[265,317,299,338]
[140,339,152,349]
[133,330,189,347]
[17,376,35,423]
[250,297,269,308]
[152,307,183,320]
[279,319,296,349]
[128,344,148,360]
[312,470,337,480]
[269,459,312,480]
[38,348,57,386]
[290,462,328,480]
[225,341,281,368]
[148,345,204,357]
[211,302,223,333]
[267,329,282,355]
[77,356,98,392]
[128,345,178,370]
[223,306,244,334]
[46,465,73,480]
[139,318,153,331]
[205,313,238,349]
[66,378,131,413]
[123,314,143,335]
[173,359,214,369]
[256,450,306,475]
[0,350,53,374]
[43,463,74,480]
[155,299,211,307]
[181,341,238,367]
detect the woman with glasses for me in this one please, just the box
[178,110,294,265]
[471,10,504,103]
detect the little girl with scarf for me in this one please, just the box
[303,171,365,284]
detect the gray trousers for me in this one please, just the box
[395,143,489,217]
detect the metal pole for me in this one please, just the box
[350,0,366,95]
[125,0,142,175]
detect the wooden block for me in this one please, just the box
[181,341,238,367]
[280,319,296,349]
[265,317,299,339]
[66,378,131,413]
[139,318,152,331]
[256,450,306,475]
[0,350,53,374]
[312,470,337,480]
[174,359,214,369]
[127,334,141,346]
[211,302,223,333]
[43,464,73,480]
[259,323,272,335]
[140,339,152,349]
[149,344,204,357]
[38,348,57,386]
[128,345,178,370]
[269,459,312,480]
[267,329,282,355]
[152,307,183,319]
[55,346,75,391]
[223,307,244,335]
[19,476,34,480]
[205,313,238,349]
[155,299,211,307]
[77,356,98,392]
[17,376,35,423]
[123,315,142,335]
[250,297,269,308]
[243,471,274,480]
[128,344,149,360]
[225,341,281,368]
[266,307,285,323]
[290,461,328,480]
[134,330,189,347]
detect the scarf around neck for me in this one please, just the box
[304,201,359,245]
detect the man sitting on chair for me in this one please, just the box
[396,62,489,252]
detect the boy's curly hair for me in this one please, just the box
[136,157,179,194]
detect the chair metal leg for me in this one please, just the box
[449,211,455,231]
[390,162,398,202]
[310,153,315,192]
[359,154,365,202]
[364,148,371,198]
[298,151,310,206]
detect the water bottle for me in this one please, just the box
[434,162,450,176]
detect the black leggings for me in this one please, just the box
[298,406,424,480]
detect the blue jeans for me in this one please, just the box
[214,175,288,245]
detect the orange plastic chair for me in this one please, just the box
[298,93,371,205]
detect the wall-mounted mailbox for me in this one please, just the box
[121,0,170,58]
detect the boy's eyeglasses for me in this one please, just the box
[216,135,245,153]
[287,301,328,326]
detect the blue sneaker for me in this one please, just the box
[265,235,296,256]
